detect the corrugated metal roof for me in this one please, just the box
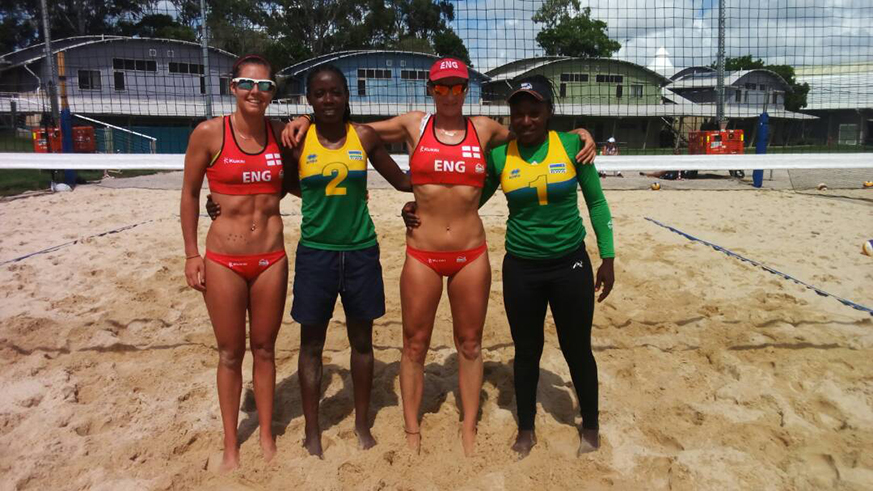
[668,69,790,91]
[484,57,670,85]
[0,36,237,72]
[796,63,873,110]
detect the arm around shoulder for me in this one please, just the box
[471,116,511,150]
[356,124,411,192]
[366,111,424,145]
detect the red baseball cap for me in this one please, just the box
[429,58,469,82]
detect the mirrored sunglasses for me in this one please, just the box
[232,77,276,92]
[432,83,468,96]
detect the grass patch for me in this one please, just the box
[0,169,164,197]
[0,133,35,152]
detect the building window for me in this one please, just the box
[616,84,623,98]
[772,92,778,104]
[735,89,742,102]
[358,79,366,96]
[596,75,623,83]
[400,69,428,80]
[631,85,643,97]
[200,76,206,95]
[559,83,566,98]
[114,71,125,91]
[744,90,749,102]
[358,68,391,79]
[169,62,204,75]
[78,70,101,90]
[560,73,588,82]
[220,77,230,95]
[745,83,756,90]
[112,58,156,72]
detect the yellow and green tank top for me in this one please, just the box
[298,123,377,250]
[481,131,614,259]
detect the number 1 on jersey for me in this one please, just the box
[323,163,348,196]
[528,175,548,205]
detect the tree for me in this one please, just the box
[0,9,39,54]
[532,0,620,58]
[432,30,470,64]
[718,55,810,111]
[118,14,196,42]
[371,0,469,64]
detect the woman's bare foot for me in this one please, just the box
[577,428,600,456]
[404,428,421,455]
[219,446,240,473]
[511,429,536,459]
[260,432,277,463]
[303,428,324,458]
[460,425,477,457]
[355,424,377,450]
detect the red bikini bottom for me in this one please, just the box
[406,243,487,277]
[205,249,286,281]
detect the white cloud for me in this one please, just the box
[452,0,873,71]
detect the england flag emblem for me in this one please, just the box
[461,145,481,159]
[264,153,281,166]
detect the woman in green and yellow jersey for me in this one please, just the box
[405,75,615,458]
[208,65,411,458]
[482,76,614,458]
[290,66,412,458]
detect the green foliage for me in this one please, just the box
[432,30,470,65]
[117,14,196,42]
[718,56,810,111]
[0,9,39,54]
[532,0,621,58]
[0,0,471,72]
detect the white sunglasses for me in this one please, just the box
[231,77,276,92]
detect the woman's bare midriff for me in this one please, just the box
[406,184,485,251]
[205,193,285,255]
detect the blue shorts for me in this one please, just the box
[290,243,386,325]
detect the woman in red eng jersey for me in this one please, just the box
[282,58,596,456]
[180,55,288,472]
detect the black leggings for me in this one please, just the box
[502,243,598,430]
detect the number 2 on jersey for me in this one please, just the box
[323,163,348,196]
[528,175,548,205]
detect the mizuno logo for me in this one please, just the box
[572,261,585,269]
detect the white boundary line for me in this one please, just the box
[0,152,871,171]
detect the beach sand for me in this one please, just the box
[1,178,872,490]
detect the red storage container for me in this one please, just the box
[72,126,96,153]
[32,127,63,153]
[32,126,97,153]
[688,130,744,155]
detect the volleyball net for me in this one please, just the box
[0,1,871,169]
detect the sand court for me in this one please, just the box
[1,179,872,490]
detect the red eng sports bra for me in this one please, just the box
[409,114,487,188]
[206,116,284,195]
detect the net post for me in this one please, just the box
[200,0,213,120]
[716,0,726,129]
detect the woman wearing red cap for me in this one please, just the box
[405,74,615,459]
[282,58,595,456]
